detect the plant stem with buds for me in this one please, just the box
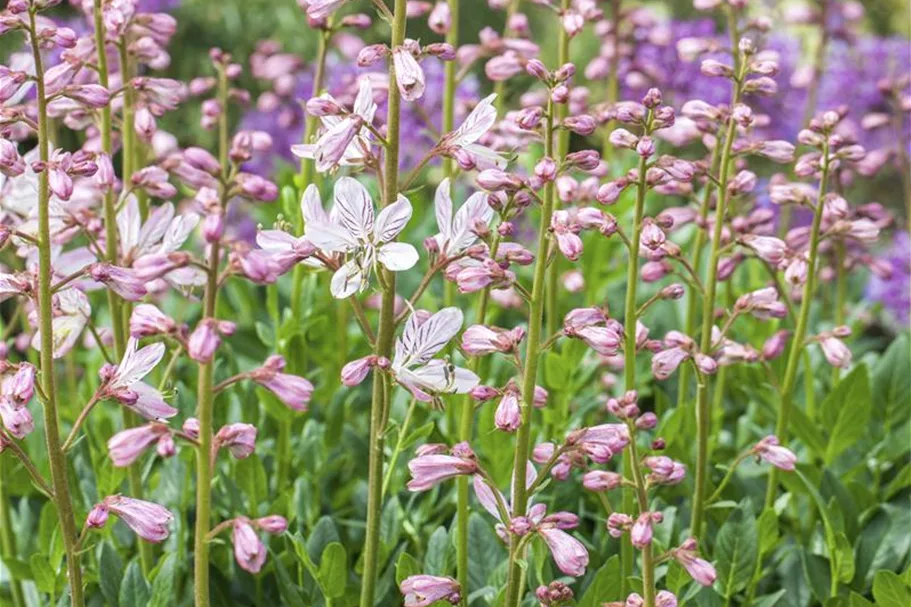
[28,11,85,607]
[765,143,830,509]
[503,98,557,607]
[359,1,406,604]
[620,149,649,596]
[441,0,459,179]
[690,15,744,539]
[194,66,229,607]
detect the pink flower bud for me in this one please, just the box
[215,423,257,459]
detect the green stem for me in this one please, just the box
[116,37,154,577]
[802,0,830,128]
[676,144,720,410]
[492,0,521,115]
[690,11,743,539]
[544,0,571,340]
[194,66,229,607]
[441,0,459,179]
[456,235,500,603]
[600,0,622,164]
[503,99,557,607]
[359,2,406,604]
[29,11,85,606]
[627,427,656,607]
[764,145,830,509]
[381,398,418,498]
[290,31,330,327]
[619,151,649,596]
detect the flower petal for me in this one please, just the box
[333,177,375,241]
[329,260,366,299]
[377,242,419,271]
[374,195,413,243]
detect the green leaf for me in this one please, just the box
[820,365,871,464]
[395,552,420,586]
[848,591,874,607]
[118,561,150,607]
[317,542,347,599]
[872,333,910,420]
[754,589,787,607]
[834,532,855,584]
[714,502,758,598]
[273,551,307,607]
[578,555,622,607]
[757,509,779,556]
[29,554,55,595]
[425,527,453,576]
[149,553,178,607]
[98,542,123,607]
[307,516,340,564]
[873,570,911,607]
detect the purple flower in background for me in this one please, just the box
[867,231,910,326]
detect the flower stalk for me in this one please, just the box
[764,140,831,509]
[689,12,745,539]
[619,142,650,595]
[359,0,407,603]
[193,64,229,607]
[503,98,557,607]
[28,9,86,606]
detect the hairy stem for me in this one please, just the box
[359,1,406,603]
[503,99,557,607]
[29,11,85,606]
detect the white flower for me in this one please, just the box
[441,93,506,170]
[117,195,199,263]
[303,177,418,299]
[31,288,91,359]
[103,338,177,420]
[392,308,479,401]
[291,77,377,173]
[433,178,494,257]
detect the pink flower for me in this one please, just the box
[0,399,34,439]
[341,355,376,386]
[461,325,525,356]
[249,355,314,411]
[188,318,235,363]
[671,538,717,586]
[741,235,788,265]
[254,515,288,534]
[818,335,851,368]
[400,575,461,606]
[91,495,173,543]
[539,525,589,576]
[407,443,478,491]
[232,517,267,574]
[643,456,686,485]
[494,388,521,432]
[752,435,797,471]
[651,347,690,380]
[129,303,176,338]
[2,363,35,408]
[582,470,623,492]
[393,43,426,101]
[631,512,662,549]
[215,423,257,459]
[107,423,170,467]
[87,263,148,301]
